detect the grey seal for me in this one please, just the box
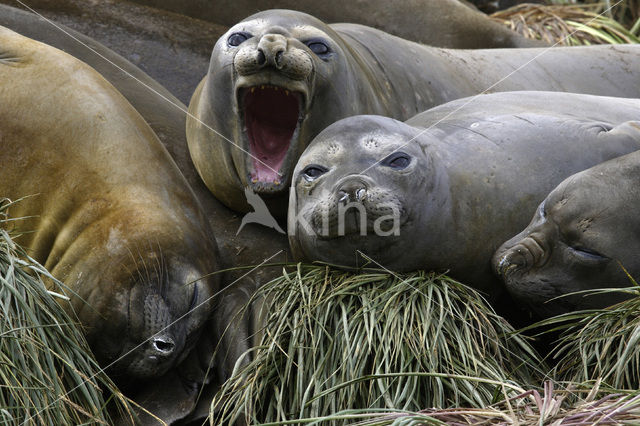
[493,144,640,318]
[288,92,640,300]
[188,9,640,215]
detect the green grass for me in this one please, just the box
[211,264,545,424]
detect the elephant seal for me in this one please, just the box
[288,92,640,300]
[187,9,640,215]
[493,147,640,318]
[128,0,542,48]
[0,26,220,381]
[0,12,289,422]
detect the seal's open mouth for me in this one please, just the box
[241,84,304,190]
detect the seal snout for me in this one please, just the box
[234,32,313,80]
[337,177,369,204]
[257,33,287,69]
[306,174,405,239]
[494,234,548,278]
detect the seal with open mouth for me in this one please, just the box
[0,25,220,381]
[288,92,640,299]
[493,145,640,318]
[187,9,640,216]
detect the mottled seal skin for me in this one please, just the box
[493,146,640,319]
[129,0,543,48]
[188,9,640,215]
[288,92,640,300]
[0,26,220,380]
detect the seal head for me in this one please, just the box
[288,115,440,270]
[187,10,386,215]
[493,149,640,318]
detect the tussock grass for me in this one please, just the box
[0,199,134,424]
[491,3,640,45]
[211,264,545,424]
[348,381,640,425]
[533,279,640,390]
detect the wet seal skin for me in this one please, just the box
[288,92,640,301]
[0,25,220,381]
[188,9,640,217]
[0,7,291,423]
[493,144,640,319]
[130,0,544,49]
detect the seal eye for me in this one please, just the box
[571,246,608,262]
[228,32,252,47]
[301,164,328,182]
[381,152,411,170]
[304,38,331,57]
[188,283,199,312]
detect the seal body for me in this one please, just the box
[0,26,220,380]
[493,147,640,318]
[0,11,289,423]
[188,9,640,215]
[288,92,640,299]
[128,0,542,48]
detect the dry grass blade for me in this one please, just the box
[347,381,640,425]
[0,199,134,424]
[491,3,640,45]
[211,264,545,424]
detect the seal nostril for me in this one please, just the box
[338,190,349,204]
[356,188,366,201]
[256,50,266,66]
[152,336,175,355]
[275,50,284,67]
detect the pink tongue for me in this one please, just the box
[245,87,299,183]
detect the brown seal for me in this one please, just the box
[187,9,640,216]
[288,92,640,301]
[493,142,640,319]
[0,25,220,381]
[0,9,290,423]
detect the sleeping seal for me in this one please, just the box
[287,92,640,300]
[128,0,542,48]
[493,147,640,318]
[0,25,220,380]
[187,9,640,215]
